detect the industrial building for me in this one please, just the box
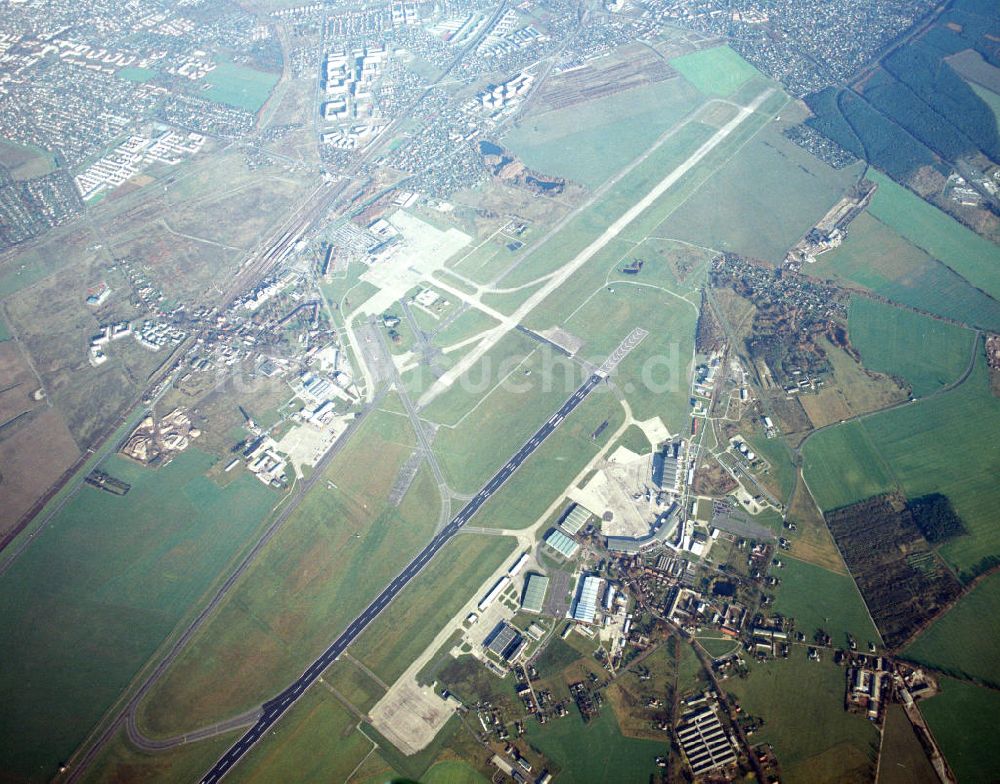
[544,529,579,559]
[571,575,602,624]
[521,573,549,614]
[559,503,592,536]
[484,621,524,662]
[676,700,738,776]
[605,536,641,555]
[652,440,683,491]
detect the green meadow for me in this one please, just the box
[919,678,1000,784]
[811,212,1000,330]
[0,450,275,782]
[772,557,880,645]
[848,297,975,397]
[905,570,1000,687]
[867,171,1000,301]
[803,351,1000,578]
[670,45,760,97]
[204,62,279,112]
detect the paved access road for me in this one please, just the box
[201,372,603,783]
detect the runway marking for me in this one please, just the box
[200,373,604,783]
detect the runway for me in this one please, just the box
[200,372,602,783]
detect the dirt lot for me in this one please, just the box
[0,341,41,425]
[0,407,80,537]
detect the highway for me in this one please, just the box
[200,371,603,783]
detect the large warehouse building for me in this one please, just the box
[571,575,602,624]
[521,573,549,614]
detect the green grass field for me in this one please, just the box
[118,66,155,83]
[848,298,975,397]
[428,339,587,494]
[744,429,798,503]
[919,677,1000,783]
[503,77,703,188]
[904,570,1000,687]
[725,656,879,784]
[811,212,1000,330]
[802,351,1000,578]
[656,116,858,264]
[524,703,663,784]
[349,534,517,684]
[0,449,275,782]
[497,123,715,292]
[136,406,442,737]
[801,420,895,510]
[470,386,624,530]
[612,424,651,455]
[969,83,1000,125]
[228,688,372,784]
[877,704,937,784]
[203,62,279,112]
[695,636,741,658]
[867,171,1000,301]
[0,247,62,298]
[670,45,760,97]
[772,558,880,646]
[421,759,490,784]
[84,724,240,784]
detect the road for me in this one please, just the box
[62,391,384,783]
[417,88,775,409]
[199,371,603,783]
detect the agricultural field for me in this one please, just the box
[847,298,975,397]
[783,477,847,575]
[228,688,373,784]
[876,705,937,784]
[809,212,1000,331]
[349,533,516,685]
[771,558,880,647]
[866,171,1000,301]
[804,351,1000,579]
[203,61,280,112]
[0,449,275,782]
[503,76,703,189]
[919,677,1000,784]
[656,108,860,264]
[801,420,894,510]
[135,405,440,737]
[524,705,663,784]
[669,45,760,97]
[853,354,1000,578]
[421,760,489,784]
[0,407,80,538]
[724,656,879,784]
[904,570,1000,687]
